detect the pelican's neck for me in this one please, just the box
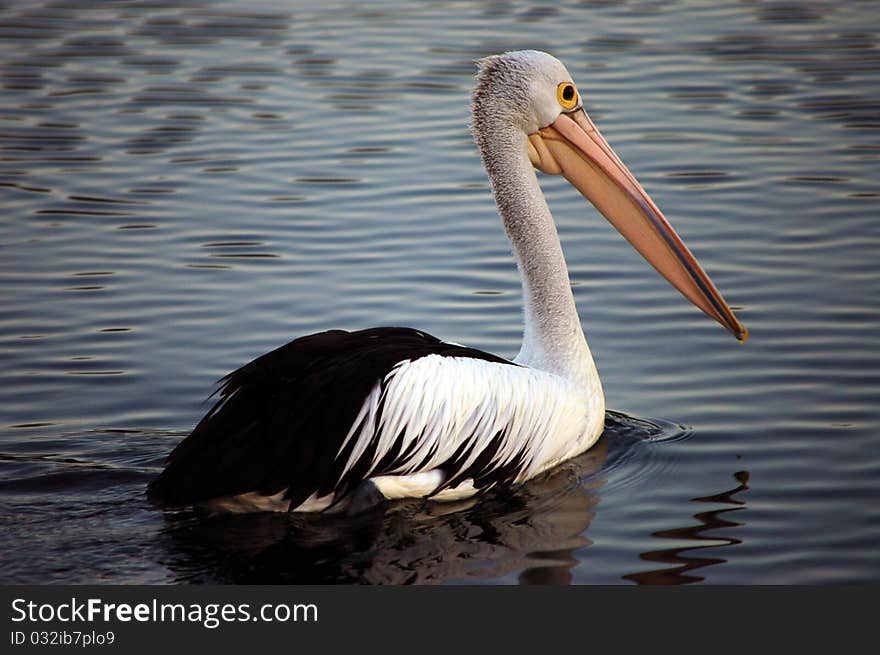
[479,124,599,390]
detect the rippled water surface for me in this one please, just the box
[1,0,878,584]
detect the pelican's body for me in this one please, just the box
[148,51,745,514]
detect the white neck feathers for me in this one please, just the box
[475,119,599,391]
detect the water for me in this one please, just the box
[1,0,878,584]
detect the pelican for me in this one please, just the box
[147,50,746,514]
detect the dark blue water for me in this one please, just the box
[1,0,878,584]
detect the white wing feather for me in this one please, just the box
[336,355,604,489]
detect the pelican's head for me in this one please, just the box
[472,50,747,341]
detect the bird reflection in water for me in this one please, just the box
[623,470,750,585]
[156,437,608,584]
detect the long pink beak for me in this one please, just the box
[528,110,747,341]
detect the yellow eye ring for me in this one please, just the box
[556,82,578,110]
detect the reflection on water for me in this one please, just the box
[152,412,740,585]
[624,471,750,585]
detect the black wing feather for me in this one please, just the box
[147,327,513,508]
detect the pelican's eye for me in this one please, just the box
[556,82,579,110]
